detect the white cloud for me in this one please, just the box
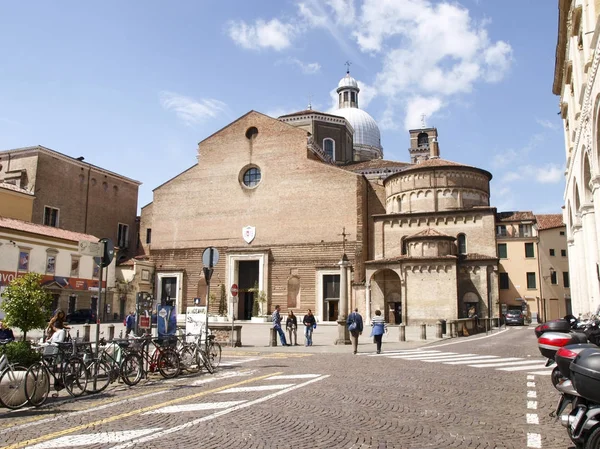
[536,118,560,130]
[501,171,522,182]
[159,91,228,126]
[283,57,321,74]
[227,19,297,51]
[483,41,513,82]
[404,96,444,130]
[532,164,564,184]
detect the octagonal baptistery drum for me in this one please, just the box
[384,159,492,214]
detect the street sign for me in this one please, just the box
[78,240,102,257]
[139,316,150,328]
[203,267,213,283]
[202,247,219,268]
[231,283,238,297]
[501,304,508,315]
[94,238,115,268]
[194,297,201,305]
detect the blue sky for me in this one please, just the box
[0,1,564,215]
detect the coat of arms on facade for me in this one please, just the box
[243,226,256,244]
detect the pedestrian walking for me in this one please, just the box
[303,309,316,346]
[370,309,387,354]
[272,305,289,346]
[347,308,363,354]
[286,310,298,345]
[125,311,136,337]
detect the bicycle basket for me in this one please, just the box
[43,344,60,358]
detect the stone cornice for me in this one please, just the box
[553,0,573,95]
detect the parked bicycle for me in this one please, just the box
[84,338,141,394]
[25,340,88,407]
[119,335,180,386]
[0,349,29,410]
[177,333,214,374]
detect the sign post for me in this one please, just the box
[230,284,238,347]
[202,247,219,350]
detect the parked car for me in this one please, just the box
[505,309,525,326]
[66,309,97,324]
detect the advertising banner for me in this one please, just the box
[157,305,177,337]
[185,306,207,342]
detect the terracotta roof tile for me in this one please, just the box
[399,158,493,179]
[0,216,98,242]
[341,159,411,172]
[496,211,536,222]
[535,214,565,230]
[407,228,454,239]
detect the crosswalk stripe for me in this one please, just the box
[145,401,247,414]
[389,352,454,359]
[497,364,550,372]
[527,370,552,375]
[470,360,546,368]
[373,350,442,357]
[419,354,479,362]
[444,356,516,365]
[24,429,161,449]
[218,384,295,393]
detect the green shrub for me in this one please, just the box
[0,341,40,367]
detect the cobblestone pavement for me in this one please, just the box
[0,326,576,449]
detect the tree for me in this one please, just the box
[1,273,53,341]
[218,284,227,316]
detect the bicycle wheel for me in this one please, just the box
[158,349,180,379]
[180,346,200,374]
[24,362,50,407]
[86,359,111,394]
[63,357,88,397]
[0,365,29,409]
[197,348,214,374]
[120,354,143,386]
[208,342,222,368]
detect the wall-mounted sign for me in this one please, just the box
[243,226,256,244]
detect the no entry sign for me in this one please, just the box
[231,284,238,297]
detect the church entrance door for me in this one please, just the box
[238,260,259,320]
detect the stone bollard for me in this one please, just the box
[420,323,426,340]
[399,323,406,342]
[108,324,115,341]
[436,321,442,339]
[83,324,90,342]
[450,321,458,338]
[269,328,278,347]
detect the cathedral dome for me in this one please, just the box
[337,73,359,90]
[333,107,382,152]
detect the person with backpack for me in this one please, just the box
[347,308,363,354]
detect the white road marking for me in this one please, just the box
[219,358,259,366]
[527,391,537,398]
[384,350,444,358]
[527,401,538,410]
[218,384,295,393]
[268,374,321,379]
[25,429,161,449]
[527,370,552,376]
[389,352,455,359]
[497,364,549,372]
[527,432,542,448]
[426,328,509,348]
[527,382,536,388]
[419,354,481,362]
[108,375,330,449]
[145,401,247,414]
[527,375,535,380]
[470,360,546,368]
[443,356,506,364]
[191,369,256,386]
[526,414,539,424]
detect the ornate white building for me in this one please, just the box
[553,0,600,315]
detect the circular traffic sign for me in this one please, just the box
[231,284,238,297]
[202,247,220,268]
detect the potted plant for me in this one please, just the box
[249,282,268,322]
[217,284,228,322]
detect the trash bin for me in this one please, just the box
[439,319,447,335]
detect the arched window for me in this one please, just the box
[323,138,335,159]
[457,234,467,255]
[417,132,428,147]
[287,276,300,308]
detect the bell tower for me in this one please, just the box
[408,127,439,163]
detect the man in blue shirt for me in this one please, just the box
[347,308,364,354]
[125,311,136,337]
[272,305,289,346]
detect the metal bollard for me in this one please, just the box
[83,324,90,342]
[269,328,278,347]
[108,324,115,341]
[436,321,442,339]
[399,323,406,341]
[420,323,426,340]
[450,321,457,338]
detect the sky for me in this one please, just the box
[0,1,565,215]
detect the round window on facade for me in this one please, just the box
[241,166,262,188]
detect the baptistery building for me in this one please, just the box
[138,71,499,330]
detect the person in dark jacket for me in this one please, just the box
[347,308,364,354]
[286,310,298,346]
[302,309,316,346]
[0,321,15,342]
